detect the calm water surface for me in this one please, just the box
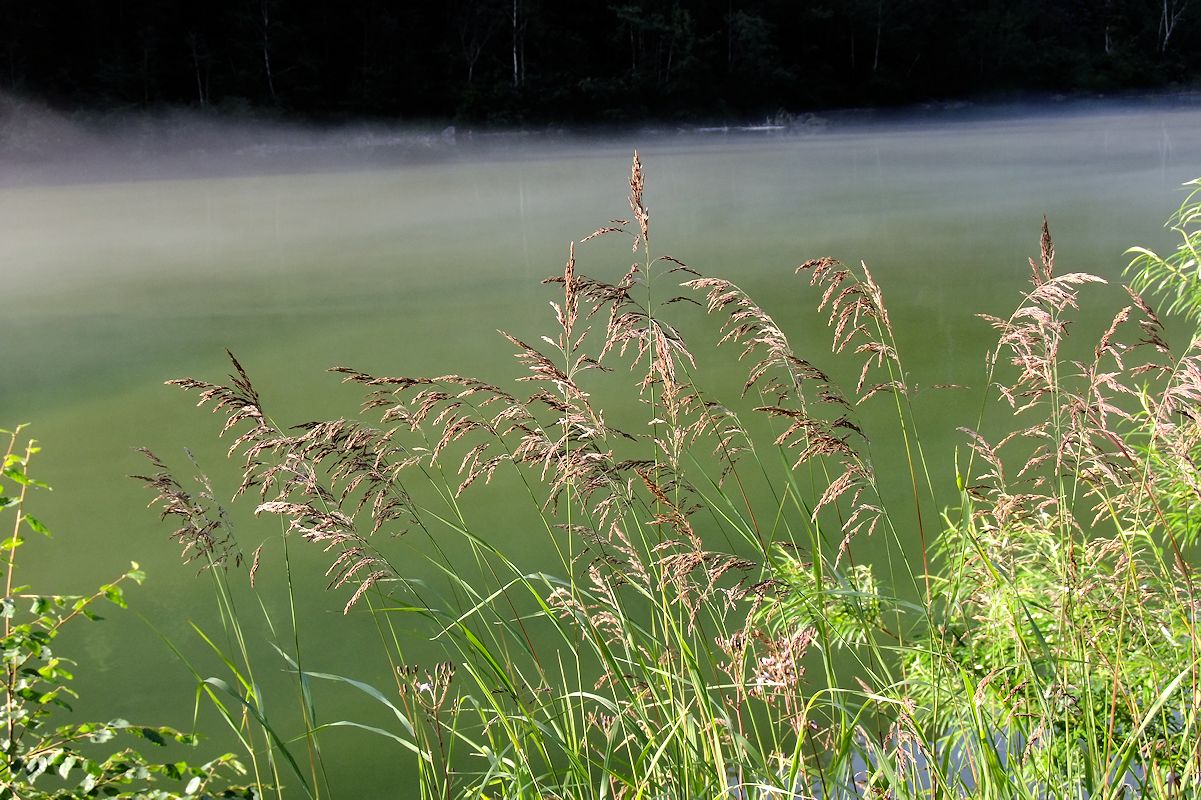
[1,104,1199,795]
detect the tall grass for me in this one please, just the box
[140,156,1201,798]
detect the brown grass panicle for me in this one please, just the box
[685,264,885,558]
[962,218,1175,533]
[146,356,403,611]
[134,447,241,570]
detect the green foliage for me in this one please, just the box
[759,547,882,648]
[899,198,1201,795]
[0,426,254,800]
[1128,178,1201,328]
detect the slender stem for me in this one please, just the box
[3,431,31,766]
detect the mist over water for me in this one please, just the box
[0,93,463,186]
[3,90,1197,185]
[1,95,1199,794]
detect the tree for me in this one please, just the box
[1160,0,1191,50]
[256,0,277,100]
[511,0,527,88]
[451,0,502,85]
[186,31,210,105]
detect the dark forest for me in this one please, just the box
[2,0,1198,123]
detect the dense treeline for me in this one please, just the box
[1,0,1197,122]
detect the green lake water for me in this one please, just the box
[2,104,1199,795]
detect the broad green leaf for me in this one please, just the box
[88,726,116,744]
[2,467,49,490]
[139,726,166,745]
[23,514,51,536]
[103,584,127,608]
[27,755,50,781]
